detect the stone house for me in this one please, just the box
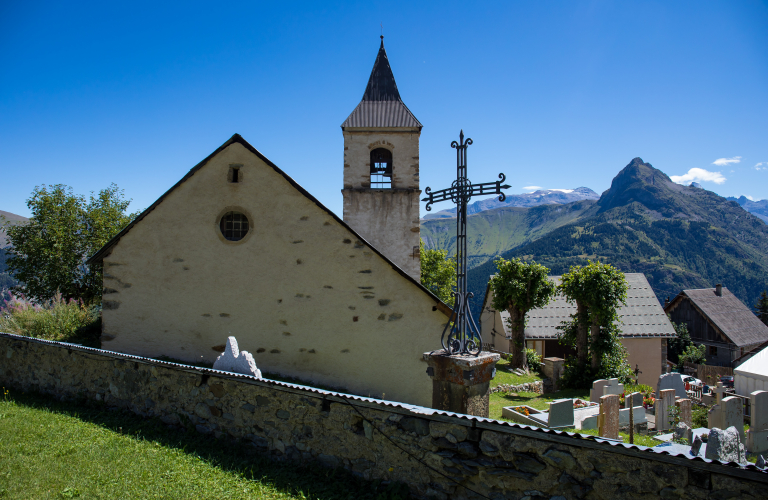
[664,285,768,367]
[479,273,676,387]
[87,39,450,407]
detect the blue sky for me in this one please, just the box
[1,1,766,218]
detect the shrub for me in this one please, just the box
[692,404,708,428]
[0,291,101,346]
[525,348,543,372]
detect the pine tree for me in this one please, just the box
[755,290,768,327]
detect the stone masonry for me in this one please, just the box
[2,333,768,500]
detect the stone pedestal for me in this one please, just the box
[423,349,500,417]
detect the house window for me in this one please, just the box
[709,345,718,356]
[370,148,392,188]
[228,166,242,183]
[220,211,249,241]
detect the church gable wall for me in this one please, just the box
[100,142,445,406]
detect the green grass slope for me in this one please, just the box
[467,158,768,319]
[420,200,595,269]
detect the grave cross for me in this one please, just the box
[713,382,728,405]
[422,130,510,355]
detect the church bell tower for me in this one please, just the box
[341,37,422,280]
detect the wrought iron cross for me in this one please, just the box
[422,131,510,355]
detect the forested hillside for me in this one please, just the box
[464,158,768,319]
[421,200,595,269]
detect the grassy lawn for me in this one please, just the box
[491,358,543,388]
[0,390,409,500]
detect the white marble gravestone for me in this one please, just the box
[590,379,609,403]
[213,336,262,378]
[747,390,768,454]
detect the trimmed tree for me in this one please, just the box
[559,261,628,370]
[419,240,456,304]
[489,257,556,370]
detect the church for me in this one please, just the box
[88,38,450,407]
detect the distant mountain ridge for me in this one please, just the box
[460,158,768,319]
[727,196,768,224]
[0,210,27,248]
[422,187,599,219]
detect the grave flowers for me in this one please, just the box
[643,395,655,409]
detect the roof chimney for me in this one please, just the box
[715,284,722,297]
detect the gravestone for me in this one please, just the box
[548,398,574,428]
[598,394,620,440]
[691,434,703,456]
[712,381,728,405]
[213,336,262,378]
[603,378,624,397]
[705,426,745,463]
[655,389,676,432]
[590,379,609,403]
[709,396,745,445]
[657,373,686,398]
[747,390,768,454]
[674,422,692,443]
[629,392,644,408]
[676,398,692,428]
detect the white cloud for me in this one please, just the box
[670,168,727,185]
[744,195,755,201]
[712,156,741,166]
[548,189,574,193]
[755,162,767,171]
[523,186,542,191]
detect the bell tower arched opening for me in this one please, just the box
[370,148,393,188]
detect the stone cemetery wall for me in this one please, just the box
[2,333,768,500]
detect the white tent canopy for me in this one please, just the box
[734,344,768,395]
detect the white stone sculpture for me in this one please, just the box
[213,336,262,378]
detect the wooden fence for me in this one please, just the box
[684,362,733,385]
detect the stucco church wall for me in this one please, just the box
[3,334,767,500]
[99,142,446,407]
[342,130,421,279]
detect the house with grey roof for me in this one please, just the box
[664,284,768,367]
[480,273,676,387]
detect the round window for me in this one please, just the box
[219,211,249,241]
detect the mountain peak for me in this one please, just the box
[597,158,678,214]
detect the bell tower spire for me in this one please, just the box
[341,38,422,280]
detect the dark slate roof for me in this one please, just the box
[362,38,400,102]
[667,287,768,348]
[86,134,451,318]
[484,273,676,339]
[341,38,421,129]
